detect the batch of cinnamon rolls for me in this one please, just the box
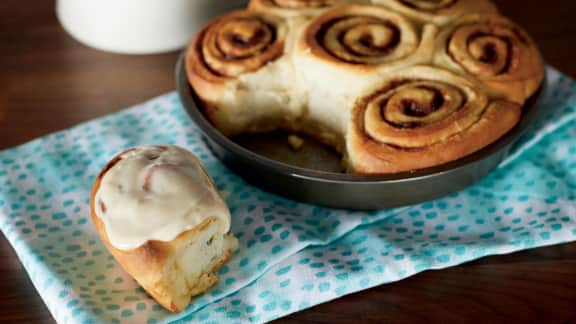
[186,0,545,174]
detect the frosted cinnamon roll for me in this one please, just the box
[249,0,359,17]
[370,0,498,25]
[294,4,434,137]
[346,66,521,174]
[434,14,544,104]
[186,10,302,136]
[91,145,237,312]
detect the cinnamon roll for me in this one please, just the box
[435,14,544,104]
[370,0,498,25]
[249,0,360,17]
[185,10,303,136]
[294,4,434,136]
[346,66,522,173]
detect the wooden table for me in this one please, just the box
[1,1,576,322]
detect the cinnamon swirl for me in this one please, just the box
[346,66,522,173]
[370,0,498,25]
[294,4,434,136]
[435,14,544,104]
[185,10,303,136]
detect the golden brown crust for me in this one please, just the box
[253,0,341,9]
[370,0,499,25]
[249,0,356,17]
[185,10,287,105]
[90,149,235,312]
[434,14,544,104]
[350,100,521,173]
[185,9,297,136]
[297,4,422,72]
[346,66,522,173]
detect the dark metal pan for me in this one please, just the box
[176,54,547,210]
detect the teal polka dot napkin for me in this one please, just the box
[1,67,575,324]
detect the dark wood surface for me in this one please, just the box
[1,1,576,323]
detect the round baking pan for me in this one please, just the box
[176,54,547,210]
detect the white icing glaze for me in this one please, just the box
[94,145,230,250]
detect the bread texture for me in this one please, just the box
[90,146,238,312]
[185,0,544,174]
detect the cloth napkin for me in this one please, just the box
[1,67,575,324]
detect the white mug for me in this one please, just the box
[56,0,248,54]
